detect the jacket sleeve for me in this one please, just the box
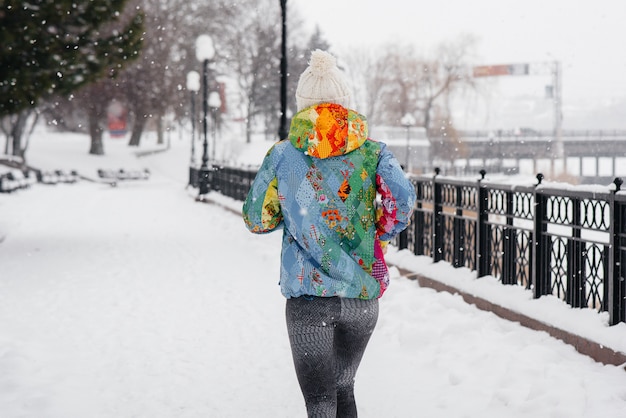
[375,144,416,241]
[242,146,284,234]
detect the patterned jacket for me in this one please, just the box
[242,103,416,299]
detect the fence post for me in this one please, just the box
[453,184,464,267]
[413,179,424,256]
[532,174,550,299]
[609,178,625,325]
[502,190,516,285]
[432,168,443,262]
[567,195,584,308]
[211,166,221,193]
[398,228,408,250]
[399,177,417,252]
[476,170,489,278]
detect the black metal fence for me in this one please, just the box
[189,165,256,200]
[206,165,626,326]
[405,169,625,326]
[211,165,257,201]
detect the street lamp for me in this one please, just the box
[186,70,200,188]
[196,34,216,199]
[401,113,416,173]
[208,91,221,163]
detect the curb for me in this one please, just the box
[394,267,626,371]
[135,148,169,158]
[194,194,242,216]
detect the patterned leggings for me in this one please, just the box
[286,296,379,418]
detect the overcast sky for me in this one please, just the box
[294,0,626,105]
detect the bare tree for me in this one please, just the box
[78,80,119,155]
[420,35,477,132]
[345,36,476,162]
[344,43,424,126]
[121,0,197,147]
[59,0,201,151]
[421,36,477,162]
[429,109,468,165]
[1,109,40,159]
[199,0,315,142]
[342,48,389,123]
[216,0,280,142]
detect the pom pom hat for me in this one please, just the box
[295,50,352,111]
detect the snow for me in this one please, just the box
[1,127,626,418]
[195,35,215,62]
[186,71,200,93]
[385,252,626,355]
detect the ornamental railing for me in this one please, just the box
[403,169,625,326]
[208,164,626,326]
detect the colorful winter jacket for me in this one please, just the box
[242,103,416,300]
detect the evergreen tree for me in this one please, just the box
[0,0,144,118]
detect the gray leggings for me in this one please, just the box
[286,296,379,418]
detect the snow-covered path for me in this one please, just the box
[1,137,626,417]
[0,175,301,417]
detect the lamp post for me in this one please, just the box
[196,34,215,199]
[401,113,416,173]
[186,71,200,188]
[278,0,288,139]
[208,91,221,163]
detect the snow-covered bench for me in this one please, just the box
[0,172,20,192]
[0,169,36,193]
[97,168,150,181]
[54,170,79,183]
[36,169,80,185]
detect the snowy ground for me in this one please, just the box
[1,127,626,418]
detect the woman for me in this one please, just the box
[243,50,416,417]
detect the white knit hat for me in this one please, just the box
[295,50,352,111]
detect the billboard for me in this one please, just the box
[472,63,529,77]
